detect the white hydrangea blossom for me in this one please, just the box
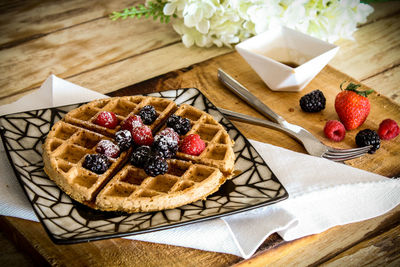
[160,0,374,48]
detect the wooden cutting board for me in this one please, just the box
[113,51,400,178]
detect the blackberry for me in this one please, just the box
[130,146,152,167]
[355,129,381,154]
[166,114,191,135]
[82,154,110,174]
[299,90,326,113]
[153,135,179,158]
[144,156,168,177]
[115,130,132,151]
[139,105,158,125]
[166,114,180,126]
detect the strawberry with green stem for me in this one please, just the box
[335,82,374,130]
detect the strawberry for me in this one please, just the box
[334,82,373,130]
[179,134,206,156]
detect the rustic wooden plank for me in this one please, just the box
[0,14,180,101]
[322,224,400,267]
[359,2,400,105]
[330,12,400,82]
[366,2,400,23]
[0,217,240,267]
[0,42,231,106]
[1,3,399,108]
[68,43,231,94]
[5,12,400,105]
[0,1,398,50]
[0,230,37,267]
[363,65,400,104]
[235,205,400,267]
[0,0,137,48]
[0,218,48,266]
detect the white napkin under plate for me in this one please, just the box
[1,75,399,259]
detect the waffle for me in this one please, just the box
[96,159,225,212]
[173,104,235,173]
[43,95,235,212]
[43,121,130,203]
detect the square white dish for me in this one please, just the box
[236,26,339,92]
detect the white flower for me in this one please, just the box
[181,1,216,33]
[163,0,187,15]
[173,20,213,47]
[162,0,374,48]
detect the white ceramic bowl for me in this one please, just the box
[235,26,339,92]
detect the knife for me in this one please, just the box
[218,68,318,139]
[217,68,286,125]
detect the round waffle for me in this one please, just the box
[43,96,235,213]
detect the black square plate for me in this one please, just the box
[0,88,288,244]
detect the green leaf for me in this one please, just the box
[109,1,173,23]
[340,81,374,97]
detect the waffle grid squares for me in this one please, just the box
[96,159,223,212]
[44,96,235,212]
[64,97,177,137]
[173,104,235,173]
[44,120,128,202]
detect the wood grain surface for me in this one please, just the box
[1,1,400,266]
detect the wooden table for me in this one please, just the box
[1,1,400,266]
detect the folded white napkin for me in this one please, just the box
[1,75,399,259]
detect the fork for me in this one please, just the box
[217,69,371,161]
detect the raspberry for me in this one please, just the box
[378,119,399,140]
[166,114,191,135]
[144,156,168,177]
[153,128,179,158]
[94,111,118,129]
[131,125,154,146]
[115,130,133,151]
[130,146,152,168]
[121,115,143,132]
[96,140,120,158]
[299,90,326,113]
[356,129,380,154]
[139,105,158,125]
[323,120,346,142]
[82,154,110,174]
[179,134,206,156]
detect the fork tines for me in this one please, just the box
[323,145,372,161]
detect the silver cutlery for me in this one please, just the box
[217,69,371,161]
